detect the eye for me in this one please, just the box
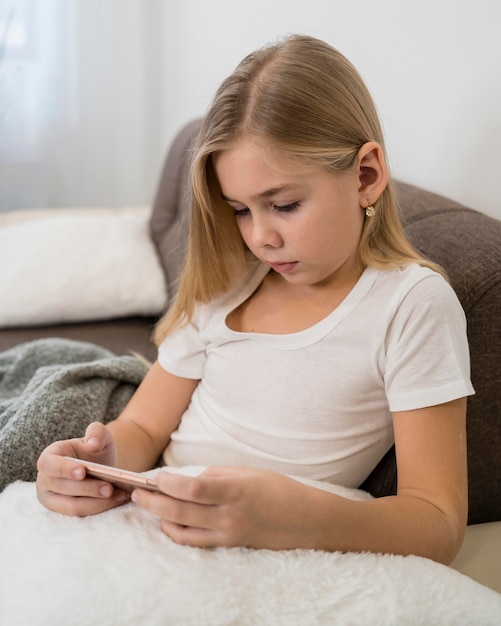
[233,207,250,217]
[274,201,300,213]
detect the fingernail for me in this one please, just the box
[72,468,84,479]
[86,437,100,447]
[130,490,139,503]
[99,484,112,497]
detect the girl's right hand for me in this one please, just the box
[36,421,128,516]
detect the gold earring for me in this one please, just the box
[365,202,375,217]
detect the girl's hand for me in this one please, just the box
[130,466,323,549]
[36,421,128,516]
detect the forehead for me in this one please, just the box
[212,140,318,191]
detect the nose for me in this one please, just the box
[249,214,283,248]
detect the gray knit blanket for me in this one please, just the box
[0,338,148,491]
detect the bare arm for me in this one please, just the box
[297,397,468,562]
[132,397,467,564]
[106,362,199,471]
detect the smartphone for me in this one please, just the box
[64,457,161,494]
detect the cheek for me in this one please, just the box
[235,219,245,236]
[309,209,361,250]
[235,220,252,248]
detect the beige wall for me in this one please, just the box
[1,0,499,219]
[160,0,501,220]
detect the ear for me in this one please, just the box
[356,142,389,207]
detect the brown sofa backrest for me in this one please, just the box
[150,119,501,525]
[364,182,501,525]
[150,119,201,299]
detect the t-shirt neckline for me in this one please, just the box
[223,264,379,349]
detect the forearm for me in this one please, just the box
[301,486,466,564]
[104,363,199,473]
[132,466,465,561]
[105,417,164,473]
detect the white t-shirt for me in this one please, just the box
[158,263,474,488]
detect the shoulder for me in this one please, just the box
[365,264,467,346]
[399,265,462,313]
[379,264,468,354]
[377,263,448,292]
[374,264,460,312]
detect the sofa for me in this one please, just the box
[0,118,500,593]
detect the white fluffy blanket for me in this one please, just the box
[1,478,500,626]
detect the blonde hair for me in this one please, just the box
[154,34,442,344]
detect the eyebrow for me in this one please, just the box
[221,184,300,203]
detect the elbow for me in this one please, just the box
[439,522,467,566]
[441,495,468,565]
[400,493,468,565]
[429,507,468,565]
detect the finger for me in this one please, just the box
[37,453,122,500]
[37,445,85,480]
[37,438,98,478]
[39,489,128,517]
[38,448,105,483]
[43,475,117,499]
[160,519,220,548]
[82,422,113,453]
[201,466,244,478]
[154,471,237,506]
[131,488,219,531]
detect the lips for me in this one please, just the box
[269,261,298,274]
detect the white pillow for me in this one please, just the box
[0,210,168,327]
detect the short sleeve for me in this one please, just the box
[157,309,207,379]
[384,274,475,412]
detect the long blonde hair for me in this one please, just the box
[154,34,442,344]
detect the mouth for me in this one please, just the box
[269,261,298,274]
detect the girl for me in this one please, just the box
[37,35,474,564]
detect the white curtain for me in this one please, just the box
[0,0,168,211]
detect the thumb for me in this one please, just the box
[202,466,245,478]
[83,421,112,452]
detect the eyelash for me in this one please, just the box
[233,202,300,217]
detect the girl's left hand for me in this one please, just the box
[130,466,322,549]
